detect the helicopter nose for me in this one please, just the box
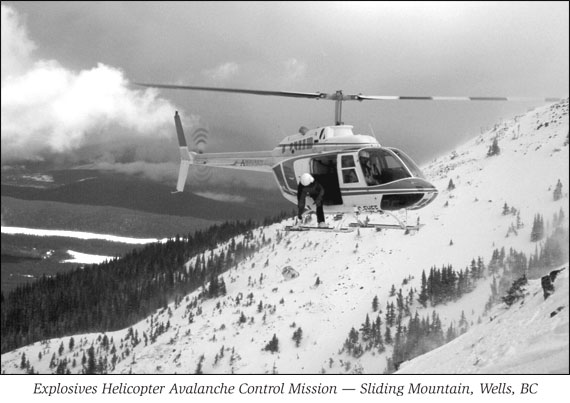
[416,189,438,209]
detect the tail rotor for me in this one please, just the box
[190,127,213,184]
[192,127,209,154]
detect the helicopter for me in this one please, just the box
[136,83,561,229]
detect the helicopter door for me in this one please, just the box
[311,155,342,205]
[338,153,362,187]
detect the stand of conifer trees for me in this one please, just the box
[1,213,287,354]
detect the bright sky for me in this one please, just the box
[2,2,568,171]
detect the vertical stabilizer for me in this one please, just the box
[173,111,195,192]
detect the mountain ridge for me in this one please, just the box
[1,100,568,374]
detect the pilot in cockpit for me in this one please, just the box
[361,153,381,186]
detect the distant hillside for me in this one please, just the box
[1,196,218,238]
[1,232,137,294]
[1,170,292,222]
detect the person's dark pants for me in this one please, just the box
[316,203,325,223]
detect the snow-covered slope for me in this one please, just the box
[1,100,568,374]
[398,267,569,374]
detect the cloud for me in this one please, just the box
[1,4,36,80]
[202,62,240,83]
[0,4,186,164]
[193,191,246,203]
[85,160,179,183]
[283,58,306,82]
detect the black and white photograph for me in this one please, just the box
[1,1,568,400]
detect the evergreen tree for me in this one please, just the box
[219,277,227,296]
[385,302,395,327]
[392,321,405,370]
[469,259,479,281]
[447,179,456,191]
[292,328,303,347]
[360,314,372,341]
[502,275,528,306]
[396,289,405,316]
[384,357,396,374]
[530,214,545,242]
[264,334,279,353]
[86,346,96,375]
[516,211,523,229]
[446,323,457,342]
[374,316,385,352]
[56,358,68,375]
[458,311,469,334]
[490,276,499,302]
[238,312,247,324]
[344,327,360,355]
[553,179,563,201]
[49,353,56,369]
[195,355,205,374]
[384,326,393,345]
[372,295,379,312]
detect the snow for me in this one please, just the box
[1,100,568,377]
[398,268,569,374]
[1,226,169,244]
[61,250,115,264]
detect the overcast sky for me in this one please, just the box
[2,1,568,175]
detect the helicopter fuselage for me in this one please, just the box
[138,83,558,218]
[181,116,438,214]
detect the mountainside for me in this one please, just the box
[1,100,568,374]
[397,266,568,374]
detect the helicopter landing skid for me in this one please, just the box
[350,210,422,232]
[349,222,423,231]
[285,225,355,233]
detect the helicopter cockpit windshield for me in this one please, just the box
[358,148,417,186]
[389,148,426,179]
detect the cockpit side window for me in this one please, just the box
[340,155,359,184]
[359,151,380,186]
[359,149,411,185]
[341,155,355,168]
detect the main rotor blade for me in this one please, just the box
[356,95,562,102]
[135,83,325,99]
[136,83,563,104]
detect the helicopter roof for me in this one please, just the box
[278,125,379,148]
